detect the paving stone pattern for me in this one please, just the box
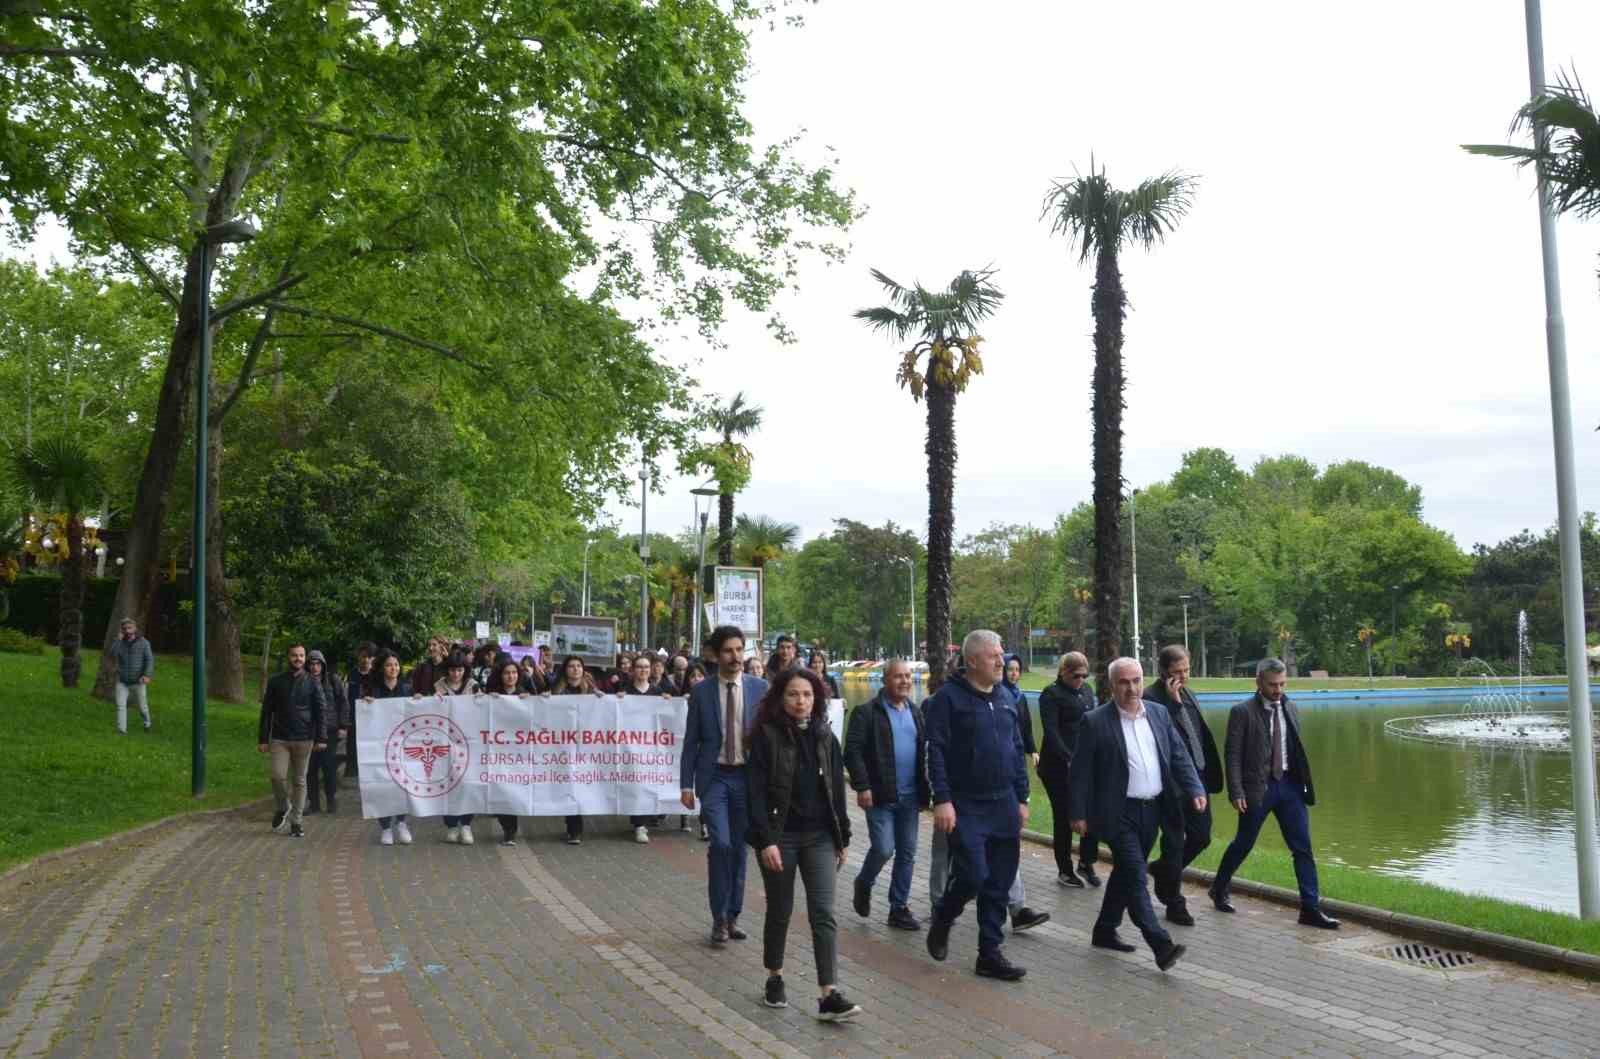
[2,790,1598,1058]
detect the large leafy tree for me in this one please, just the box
[951,523,1060,664]
[1,1,857,699]
[856,268,1003,688]
[1043,163,1194,689]
[9,435,106,687]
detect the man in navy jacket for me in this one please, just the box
[923,629,1031,982]
[680,625,769,946]
[1070,656,1205,971]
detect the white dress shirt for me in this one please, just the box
[1119,704,1163,799]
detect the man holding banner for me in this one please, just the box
[681,625,769,946]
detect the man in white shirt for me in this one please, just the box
[1070,657,1206,971]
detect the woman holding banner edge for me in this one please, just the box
[548,655,601,845]
[364,650,413,846]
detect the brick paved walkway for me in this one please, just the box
[3,790,1598,1058]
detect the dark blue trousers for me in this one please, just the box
[933,795,1020,957]
[701,765,749,926]
[1214,775,1320,909]
[1095,798,1171,952]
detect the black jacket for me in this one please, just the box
[1143,680,1224,794]
[843,692,931,809]
[1037,678,1094,783]
[1225,694,1316,807]
[746,718,851,852]
[1069,700,1204,841]
[1000,680,1037,756]
[923,673,1030,805]
[258,668,329,744]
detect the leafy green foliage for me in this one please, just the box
[0,626,46,654]
[1465,69,1600,220]
[1042,161,1197,263]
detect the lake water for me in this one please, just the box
[840,675,1598,914]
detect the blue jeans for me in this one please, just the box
[1214,775,1320,909]
[856,801,919,910]
[701,766,749,926]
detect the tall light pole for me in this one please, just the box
[690,483,719,655]
[1390,584,1400,677]
[1179,594,1191,655]
[581,537,596,616]
[192,218,257,798]
[1129,488,1142,673]
[638,467,651,651]
[1520,0,1599,919]
[898,556,916,660]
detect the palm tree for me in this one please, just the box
[705,392,764,567]
[1466,71,1600,219]
[735,514,799,568]
[855,268,1004,689]
[10,435,106,687]
[1043,162,1195,690]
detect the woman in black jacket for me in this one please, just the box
[1036,651,1098,887]
[746,667,861,1022]
[363,650,412,846]
[305,649,350,815]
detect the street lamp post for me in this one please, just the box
[690,483,719,655]
[638,467,651,651]
[1390,584,1400,677]
[898,556,916,660]
[192,218,257,799]
[1130,488,1142,672]
[1179,594,1191,656]
[581,537,596,616]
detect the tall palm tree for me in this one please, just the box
[705,392,764,567]
[735,513,799,568]
[1043,162,1195,691]
[10,435,106,687]
[855,268,1004,689]
[1466,70,1600,219]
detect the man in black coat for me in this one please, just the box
[1144,645,1224,925]
[257,644,329,839]
[1036,651,1098,888]
[1070,657,1205,971]
[1209,658,1339,929]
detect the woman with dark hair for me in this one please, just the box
[518,653,546,694]
[744,656,767,679]
[431,651,482,844]
[747,667,860,1021]
[469,656,529,846]
[684,661,708,691]
[649,653,668,689]
[549,655,597,844]
[808,649,841,700]
[362,650,412,846]
[471,643,498,689]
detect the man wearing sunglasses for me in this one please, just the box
[1037,652,1100,887]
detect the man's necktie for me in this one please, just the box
[1269,705,1284,780]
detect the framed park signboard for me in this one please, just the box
[712,566,763,647]
[550,614,619,669]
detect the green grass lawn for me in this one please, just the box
[2,647,271,873]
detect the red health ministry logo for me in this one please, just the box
[386,714,470,797]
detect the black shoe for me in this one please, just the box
[975,951,1027,981]
[887,907,922,931]
[762,975,787,1009]
[817,991,861,1022]
[1156,942,1187,972]
[710,923,728,946]
[1208,884,1235,913]
[1079,864,1101,888]
[926,916,951,961]
[1298,907,1341,930]
[1010,907,1050,933]
[326,797,337,814]
[1166,904,1196,927]
[1091,931,1137,953]
[726,920,748,941]
[565,833,582,846]
[1058,870,1085,888]
[289,823,305,839]
[271,811,288,834]
[852,877,871,918]
[304,804,321,816]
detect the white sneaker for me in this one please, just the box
[380,828,395,846]
[634,825,650,844]
[445,826,460,844]
[395,821,413,845]
[460,824,474,845]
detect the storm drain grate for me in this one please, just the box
[1381,942,1476,970]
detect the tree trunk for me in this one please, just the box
[924,377,956,692]
[1090,246,1128,694]
[91,239,208,699]
[717,491,734,567]
[59,513,85,687]
[1197,593,1209,678]
[205,403,245,702]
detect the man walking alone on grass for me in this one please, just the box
[257,644,328,839]
[110,617,154,734]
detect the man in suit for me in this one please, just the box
[1209,658,1340,929]
[680,625,770,946]
[1144,644,1224,926]
[1070,656,1206,971]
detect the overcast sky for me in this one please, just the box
[617,0,1600,555]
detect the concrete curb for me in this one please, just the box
[1021,827,1600,981]
[0,795,274,889]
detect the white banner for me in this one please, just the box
[356,694,687,819]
